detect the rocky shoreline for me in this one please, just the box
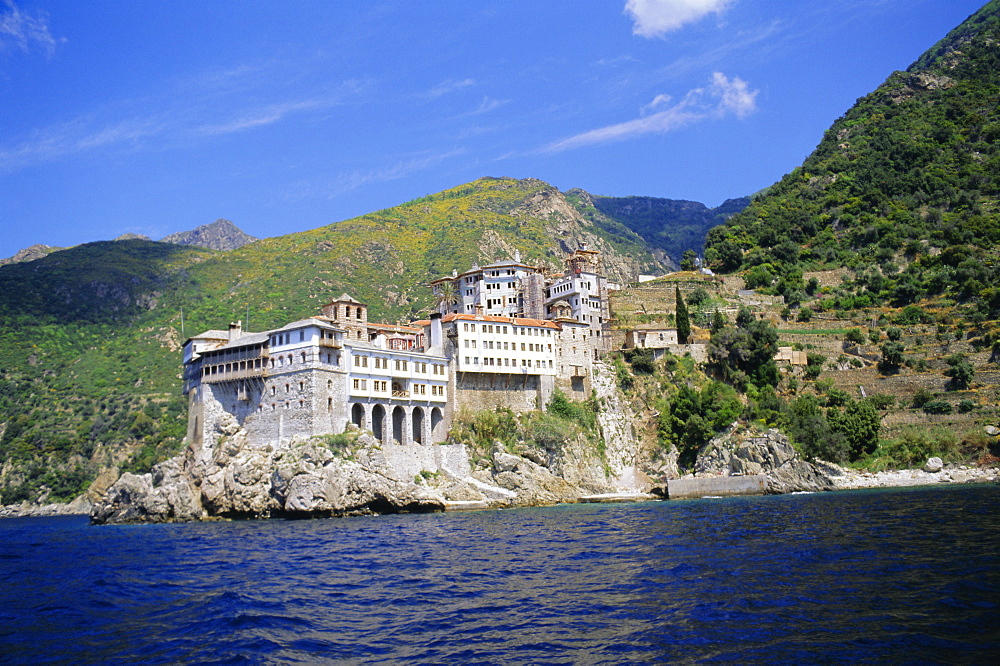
[3,428,997,521]
[4,461,996,521]
[816,460,1000,490]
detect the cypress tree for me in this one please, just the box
[675,286,690,344]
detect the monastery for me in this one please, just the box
[182,247,610,449]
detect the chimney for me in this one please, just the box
[429,312,443,354]
[228,320,243,342]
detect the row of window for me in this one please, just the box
[352,355,445,374]
[463,357,554,369]
[461,323,553,336]
[463,340,551,352]
[351,378,446,397]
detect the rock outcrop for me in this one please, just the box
[90,423,627,524]
[694,427,836,494]
[160,219,257,251]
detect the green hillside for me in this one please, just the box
[571,192,749,265]
[706,1,1000,320]
[0,177,665,504]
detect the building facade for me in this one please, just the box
[183,261,605,451]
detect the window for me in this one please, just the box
[353,378,367,390]
[299,331,305,342]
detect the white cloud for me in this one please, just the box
[0,0,62,56]
[422,78,476,100]
[640,93,672,115]
[469,96,509,115]
[538,71,756,153]
[328,149,465,199]
[625,0,732,38]
[196,99,329,136]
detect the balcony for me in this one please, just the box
[202,367,267,384]
[392,390,410,399]
[318,338,342,349]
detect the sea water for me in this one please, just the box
[1,484,997,664]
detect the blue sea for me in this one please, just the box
[2,484,998,664]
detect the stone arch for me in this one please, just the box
[431,407,445,443]
[412,406,424,445]
[392,405,406,445]
[351,403,365,429]
[371,404,385,442]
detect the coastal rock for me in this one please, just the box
[695,428,835,493]
[924,457,944,473]
[92,432,451,524]
[489,445,581,505]
[90,463,202,524]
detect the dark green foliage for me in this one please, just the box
[623,347,656,375]
[844,328,866,345]
[886,326,903,341]
[783,395,850,463]
[922,399,953,414]
[660,381,742,468]
[944,354,975,390]
[709,313,779,389]
[957,398,976,413]
[675,287,691,344]
[867,393,895,410]
[879,341,906,373]
[704,2,1000,316]
[828,399,882,460]
[911,388,934,408]
[589,195,749,267]
[681,250,698,271]
[686,287,711,307]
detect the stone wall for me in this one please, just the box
[379,443,471,479]
[452,371,550,413]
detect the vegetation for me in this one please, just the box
[0,177,662,503]
[446,389,603,465]
[705,1,1000,324]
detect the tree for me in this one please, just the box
[944,354,975,390]
[879,341,905,373]
[675,287,690,344]
[432,280,459,314]
[681,250,698,271]
[829,399,881,461]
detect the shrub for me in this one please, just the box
[911,388,933,409]
[957,399,976,413]
[844,328,865,345]
[922,399,953,414]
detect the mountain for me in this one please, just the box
[566,191,750,267]
[0,244,64,266]
[160,218,258,251]
[706,1,1000,315]
[0,177,674,504]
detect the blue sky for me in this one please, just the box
[0,0,988,259]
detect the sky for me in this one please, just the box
[0,0,989,259]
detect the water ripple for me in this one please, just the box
[1,485,998,663]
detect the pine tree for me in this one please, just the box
[675,286,690,344]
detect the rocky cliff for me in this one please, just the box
[694,426,836,494]
[91,425,640,524]
[161,218,257,251]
